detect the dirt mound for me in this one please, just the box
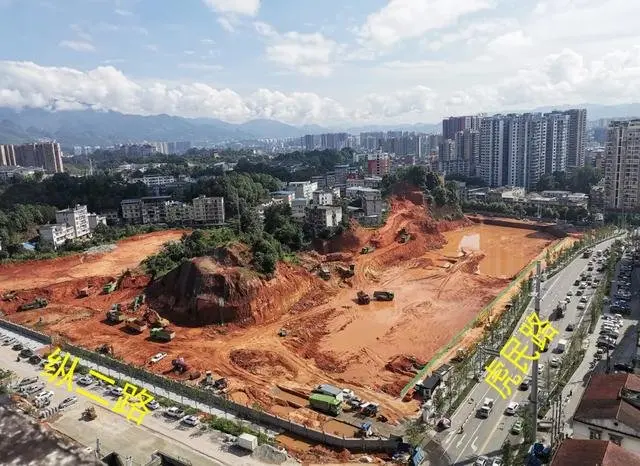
[230,349,299,379]
[385,354,426,376]
[149,255,321,326]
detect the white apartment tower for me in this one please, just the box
[479,116,506,187]
[526,115,548,190]
[604,120,640,211]
[545,113,569,174]
[56,205,90,238]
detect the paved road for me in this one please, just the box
[437,237,620,465]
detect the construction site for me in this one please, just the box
[0,196,566,458]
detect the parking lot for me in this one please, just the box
[0,330,284,466]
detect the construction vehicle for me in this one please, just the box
[360,402,379,417]
[83,406,97,421]
[103,281,117,294]
[398,228,411,243]
[77,287,89,298]
[18,298,48,312]
[318,266,331,280]
[477,398,494,418]
[106,304,125,323]
[309,393,342,416]
[171,356,189,374]
[116,269,132,289]
[2,291,17,301]
[96,344,114,356]
[373,291,394,301]
[144,309,169,328]
[357,291,371,305]
[278,328,288,337]
[361,246,375,254]
[125,318,147,333]
[336,264,355,278]
[452,347,467,362]
[150,327,175,342]
[132,294,146,311]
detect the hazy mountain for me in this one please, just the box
[345,123,441,134]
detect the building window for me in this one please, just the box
[609,434,623,446]
[589,429,602,440]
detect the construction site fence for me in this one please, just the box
[0,318,397,453]
[399,230,619,398]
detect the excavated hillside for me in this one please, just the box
[148,245,322,326]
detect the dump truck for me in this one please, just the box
[77,287,89,298]
[144,310,169,328]
[477,398,494,418]
[125,318,147,333]
[336,264,355,278]
[309,393,342,416]
[106,304,125,323]
[103,281,117,294]
[172,357,189,374]
[373,291,394,301]
[361,246,375,254]
[357,291,371,305]
[18,298,48,312]
[150,327,175,342]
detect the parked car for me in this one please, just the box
[58,396,78,409]
[566,290,574,296]
[614,362,634,373]
[18,376,39,386]
[21,382,45,395]
[580,297,588,303]
[77,375,94,386]
[34,390,54,402]
[181,415,199,426]
[475,456,490,466]
[566,323,575,331]
[519,377,531,390]
[12,342,23,351]
[165,407,185,418]
[19,348,34,358]
[550,358,560,368]
[109,386,124,397]
[577,303,586,310]
[510,419,524,435]
[147,400,160,410]
[492,458,504,466]
[1,337,16,346]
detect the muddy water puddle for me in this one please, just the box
[271,387,308,408]
[440,223,554,277]
[325,305,400,353]
[322,419,359,437]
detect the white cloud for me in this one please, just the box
[144,44,158,53]
[356,86,438,120]
[217,16,236,33]
[59,40,95,52]
[255,23,343,77]
[486,30,532,55]
[115,8,133,16]
[178,63,223,71]
[70,24,92,42]
[202,0,260,16]
[358,0,495,48]
[201,38,216,45]
[184,50,196,55]
[421,18,517,51]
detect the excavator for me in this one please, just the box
[96,344,114,356]
[144,310,169,328]
[171,356,189,374]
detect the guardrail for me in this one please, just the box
[0,317,399,452]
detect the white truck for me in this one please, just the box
[477,397,495,418]
[237,433,258,452]
[556,339,568,353]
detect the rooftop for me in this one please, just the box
[551,439,640,466]
[574,373,640,433]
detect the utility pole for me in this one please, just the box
[530,261,542,440]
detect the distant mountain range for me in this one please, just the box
[1,103,639,147]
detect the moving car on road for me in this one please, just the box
[504,401,519,415]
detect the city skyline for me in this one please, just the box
[0,0,639,125]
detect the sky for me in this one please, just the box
[0,0,639,125]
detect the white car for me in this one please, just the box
[181,415,199,426]
[58,396,78,409]
[149,352,168,364]
[580,297,588,303]
[35,390,54,402]
[577,303,586,310]
[77,375,94,386]
[538,364,545,374]
[475,456,490,466]
[109,386,124,397]
[565,297,571,303]
[18,376,39,386]
[504,402,519,415]
[492,458,504,466]
[147,400,160,410]
[550,357,560,368]
[165,407,185,418]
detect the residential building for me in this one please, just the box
[313,190,334,206]
[604,120,640,211]
[442,115,481,140]
[551,439,640,466]
[302,134,317,151]
[479,116,506,187]
[545,112,569,174]
[291,198,310,220]
[0,166,45,181]
[88,213,107,230]
[565,108,587,170]
[527,115,548,190]
[0,142,64,173]
[438,139,458,175]
[346,187,383,217]
[305,205,343,229]
[141,196,171,224]
[367,152,391,177]
[56,205,90,238]
[333,164,349,185]
[572,373,640,452]
[590,181,606,212]
[164,201,194,223]
[121,199,143,223]
[38,224,76,248]
[192,195,225,224]
[456,129,480,176]
[270,191,295,206]
[287,181,318,200]
[131,175,177,187]
[359,132,385,151]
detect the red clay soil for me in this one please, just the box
[0,197,558,425]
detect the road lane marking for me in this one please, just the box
[455,433,467,449]
[471,436,478,452]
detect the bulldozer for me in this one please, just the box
[150,327,175,342]
[102,281,117,294]
[373,291,394,301]
[2,291,17,301]
[82,406,97,421]
[171,356,189,374]
[77,287,90,298]
[144,309,169,328]
[18,298,48,312]
[397,228,411,243]
[336,264,355,278]
[125,317,147,333]
[357,291,371,305]
[106,304,125,323]
[96,344,114,356]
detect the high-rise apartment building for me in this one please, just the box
[0,142,64,173]
[505,115,529,188]
[545,112,569,174]
[442,115,481,140]
[604,120,640,211]
[479,116,506,187]
[565,109,587,170]
[526,115,548,190]
[367,152,391,177]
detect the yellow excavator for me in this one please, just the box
[144,309,169,329]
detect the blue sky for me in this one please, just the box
[0,0,639,125]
